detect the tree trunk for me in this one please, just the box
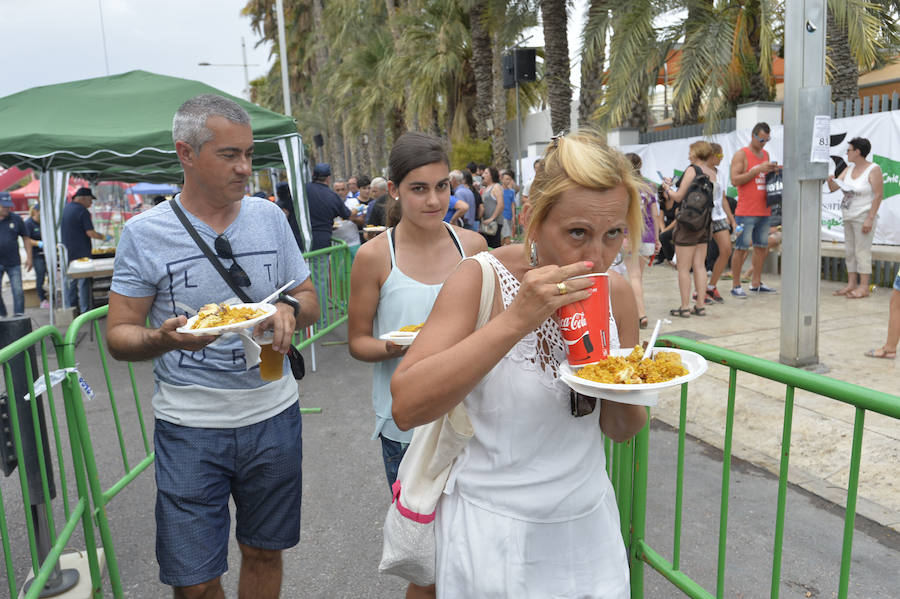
[491,30,511,170]
[374,119,386,178]
[826,6,859,102]
[541,0,571,134]
[470,0,494,140]
[744,0,772,103]
[624,95,649,132]
[577,2,607,128]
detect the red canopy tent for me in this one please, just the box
[0,166,30,191]
[8,179,79,211]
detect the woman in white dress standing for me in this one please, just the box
[392,130,647,598]
[827,136,884,299]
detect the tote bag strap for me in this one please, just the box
[471,252,496,330]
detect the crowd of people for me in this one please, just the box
[0,91,884,599]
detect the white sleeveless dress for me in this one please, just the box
[435,252,630,598]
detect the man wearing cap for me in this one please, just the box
[61,187,111,314]
[0,192,32,317]
[305,163,358,325]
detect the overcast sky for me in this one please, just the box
[1,0,274,100]
[2,0,590,104]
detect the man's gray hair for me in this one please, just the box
[371,177,388,193]
[449,170,464,185]
[173,94,251,150]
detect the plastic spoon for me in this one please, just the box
[645,319,663,360]
[260,280,296,305]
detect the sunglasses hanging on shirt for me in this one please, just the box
[214,235,251,287]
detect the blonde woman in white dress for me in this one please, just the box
[392,130,647,598]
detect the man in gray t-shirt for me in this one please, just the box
[106,94,319,597]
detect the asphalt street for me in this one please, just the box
[2,317,899,598]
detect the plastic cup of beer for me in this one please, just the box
[556,273,610,366]
[255,331,285,382]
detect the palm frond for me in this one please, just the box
[595,1,662,128]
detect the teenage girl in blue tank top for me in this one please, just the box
[348,132,487,492]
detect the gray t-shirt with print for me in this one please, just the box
[111,195,311,427]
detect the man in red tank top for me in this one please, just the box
[728,122,780,297]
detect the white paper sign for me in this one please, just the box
[811,115,830,163]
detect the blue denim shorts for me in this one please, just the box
[154,404,303,587]
[735,215,771,250]
[379,434,409,492]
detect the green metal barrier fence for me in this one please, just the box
[622,335,900,599]
[0,325,103,599]
[1,241,351,597]
[298,241,352,351]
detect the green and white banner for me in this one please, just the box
[620,110,900,245]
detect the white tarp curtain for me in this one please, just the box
[621,110,900,245]
[277,137,312,251]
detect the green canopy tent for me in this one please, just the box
[0,70,311,323]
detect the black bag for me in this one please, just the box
[170,202,305,380]
[765,170,783,207]
[675,165,714,232]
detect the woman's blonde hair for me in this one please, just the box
[524,129,643,258]
[689,140,714,162]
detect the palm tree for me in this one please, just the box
[469,0,494,140]
[827,0,900,103]
[594,2,669,131]
[393,0,473,138]
[541,0,571,134]
[578,0,612,127]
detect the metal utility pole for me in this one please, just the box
[241,37,251,99]
[780,0,830,367]
[275,0,292,117]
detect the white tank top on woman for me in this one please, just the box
[446,252,621,521]
[371,223,465,444]
[841,162,878,222]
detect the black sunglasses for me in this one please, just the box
[570,390,597,417]
[214,235,251,287]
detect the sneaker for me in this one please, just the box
[750,283,777,293]
[692,292,713,305]
[707,287,724,303]
[730,287,748,299]
[40,300,50,309]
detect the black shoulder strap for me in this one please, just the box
[692,164,706,179]
[170,200,252,303]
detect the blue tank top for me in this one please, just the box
[371,223,465,442]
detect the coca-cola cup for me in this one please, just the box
[556,273,610,366]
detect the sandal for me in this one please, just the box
[639,316,649,329]
[833,287,852,296]
[690,305,706,316]
[669,307,690,318]
[864,348,896,359]
[847,289,870,298]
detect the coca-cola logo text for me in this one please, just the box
[559,312,587,331]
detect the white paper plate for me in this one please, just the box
[363,225,387,233]
[379,331,419,346]
[558,348,708,406]
[176,303,277,336]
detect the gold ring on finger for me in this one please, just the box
[557,281,568,295]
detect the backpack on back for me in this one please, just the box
[675,165,714,232]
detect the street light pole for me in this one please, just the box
[241,37,250,99]
[275,0,292,117]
